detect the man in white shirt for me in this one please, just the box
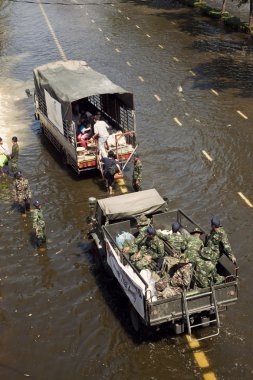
[93,115,110,157]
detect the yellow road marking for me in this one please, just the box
[118,9,122,13]
[185,335,200,349]
[106,37,111,41]
[98,28,102,32]
[158,44,164,49]
[115,48,121,53]
[174,117,182,126]
[126,61,132,67]
[194,351,209,368]
[154,94,161,102]
[38,2,67,61]
[173,56,179,62]
[203,372,217,380]
[171,21,176,25]
[91,19,95,23]
[202,150,213,162]
[146,33,151,38]
[189,70,196,76]
[211,89,219,96]
[126,16,130,20]
[111,3,114,6]
[238,192,253,207]
[237,110,248,120]
[185,335,217,380]
[138,76,144,82]
[136,24,140,29]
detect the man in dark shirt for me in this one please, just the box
[102,150,121,194]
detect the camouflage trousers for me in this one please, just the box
[134,257,156,271]
[35,227,46,247]
[160,256,180,277]
[194,260,224,288]
[10,159,18,175]
[170,263,193,288]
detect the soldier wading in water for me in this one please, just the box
[32,200,46,247]
[13,171,32,214]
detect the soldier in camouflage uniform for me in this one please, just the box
[13,171,32,214]
[134,214,151,246]
[165,228,204,288]
[157,222,187,276]
[32,200,46,247]
[130,227,165,271]
[194,247,224,288]
[204,217,237,265]
[184,227,204,264]
[132,153,142,192]
[9,136,19,175]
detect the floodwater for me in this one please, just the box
[0,0,253,379]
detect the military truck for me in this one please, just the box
[87,189,238,339]
[33,60,136,174]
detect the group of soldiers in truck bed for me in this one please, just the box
[122,214,237,295]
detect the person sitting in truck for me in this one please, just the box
[130,227,165,271]
[157,222,187,255]
[77,123,91,148]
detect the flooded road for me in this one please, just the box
[0,0,253,379]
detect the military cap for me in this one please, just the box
[172,222,180,233]
[190,227,203,235]
[211,217,220,227]
[136,214,150,226]
[145,226,156,236]
[15,171,22,178]
[33,200,41,208]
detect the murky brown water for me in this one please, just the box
[0,0,253,379]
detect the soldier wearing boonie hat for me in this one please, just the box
[135,214,151,245]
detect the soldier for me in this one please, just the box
[170,257,193,289]
[134,214,151,246]
[157,223,187,278]
[32,200,46,247]
[132,153,142,192]
[9,136,19,175]
[194,248,224,288]
[157,222,187,256]
[130,227,165,271]
[184,227,204,264]
[13,171,32,214]
[204,217,236,265]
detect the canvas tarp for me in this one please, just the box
[97,189,167,221]
[33,60,134,107]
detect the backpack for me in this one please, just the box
[107,164,118,176]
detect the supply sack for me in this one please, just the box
[116,231,135,248]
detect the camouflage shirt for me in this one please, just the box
[13,178,32,203]
[32,208,46,240]
[133,159,142,181]
[184,235,204,264]
[156,231,187,257]
[11,143,19,162]
[139,235,165,260]
[206,226,234,262]
[135,225,150,246]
